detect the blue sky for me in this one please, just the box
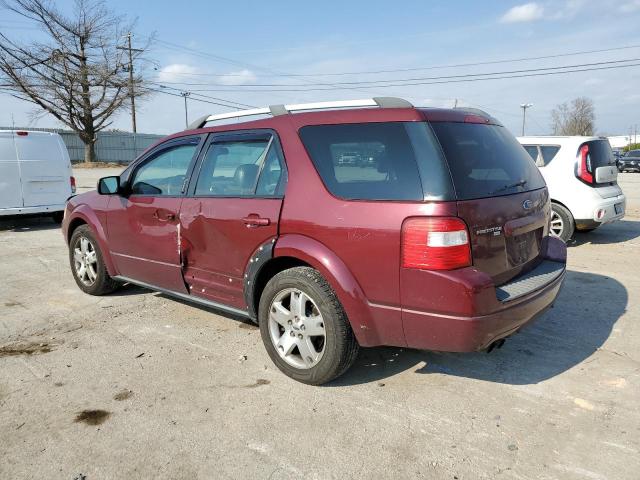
[1,0,640,136]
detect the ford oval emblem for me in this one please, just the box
[522,199,533,210]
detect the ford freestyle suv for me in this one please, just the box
[62,97,567,385]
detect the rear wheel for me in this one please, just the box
[549,203,575,243]
[258,267,359,385]
[69,225,119,295]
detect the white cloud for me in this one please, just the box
[217,69,257,86]
[157,63,200,82]
[500,3,545,23]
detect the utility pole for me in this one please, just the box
[520,103,533,136]
[181,91,191,128]
[117,33,143,133]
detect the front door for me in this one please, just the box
[107,137,201,293]
[180,131,287,310]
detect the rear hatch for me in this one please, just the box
[431,121,549,284]
[575,139,621,199]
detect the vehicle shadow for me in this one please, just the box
[0,215,61,232]
[571,219,640,246]
[331,270,626,387]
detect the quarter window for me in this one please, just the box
[131,144,197,196]
[299,122,453,201]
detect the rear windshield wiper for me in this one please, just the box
[490,179,527,195]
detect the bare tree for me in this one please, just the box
[551,97,595,136]
[0,0,151,162]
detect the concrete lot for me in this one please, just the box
[1,170,639,479]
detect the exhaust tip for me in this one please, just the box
[486,338,506,353]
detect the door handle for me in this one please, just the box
[242,215,270,227]
[153,209,176,222]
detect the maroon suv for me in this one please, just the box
[62,97,567,384]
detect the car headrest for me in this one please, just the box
[234,163,259,191]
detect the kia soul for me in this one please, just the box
[62,98,567,385]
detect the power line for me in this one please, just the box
[151,43,640,78]
[116,33,144,133]
[151,38,391,97]
[151,57,640,88]
[148,82,255,108]
[152,61,640,93]
[144,87,247,110]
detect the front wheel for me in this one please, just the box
[549,203,575,243]
[258,267,359,385]
[69,225,119,295]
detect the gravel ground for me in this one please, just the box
[0,170,639,479]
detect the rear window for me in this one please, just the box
[430,122,546,200]
[582,140,616,171]
[299,122,453,201]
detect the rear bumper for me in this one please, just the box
[401,237,567,352]
[575,193,625,226]
[0,204,66,216]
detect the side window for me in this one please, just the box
[195,137,283,197]
[131,144,197,195]
[540,145,560,166]
[523,145,539,161]
[523,145,545,168]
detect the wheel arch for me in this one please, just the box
[550,198,572,213]
[263,234,379,347]
[66,207,117,276]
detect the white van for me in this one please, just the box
[0,130,75,223]
[517,136,625,242]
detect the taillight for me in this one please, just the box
[576,144,594,184]
[16,131,28,136]
[402,217,471,270]
[70,176,76,193]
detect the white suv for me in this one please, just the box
[517,136,625,242]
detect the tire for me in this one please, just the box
[258,267,359,385]
[549,203,575,243]
[51,211,64,224]
[69,225,119,295]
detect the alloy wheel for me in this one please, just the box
[549,210,564,238]
[73,236,98,286]
[268,288,326,369]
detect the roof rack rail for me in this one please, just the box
[187,97,413,130]
[453,106,492,117]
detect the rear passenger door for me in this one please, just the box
[179,130,287,310]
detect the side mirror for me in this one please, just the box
[98,176,120,195]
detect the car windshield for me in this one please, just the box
[626,150,640,156]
